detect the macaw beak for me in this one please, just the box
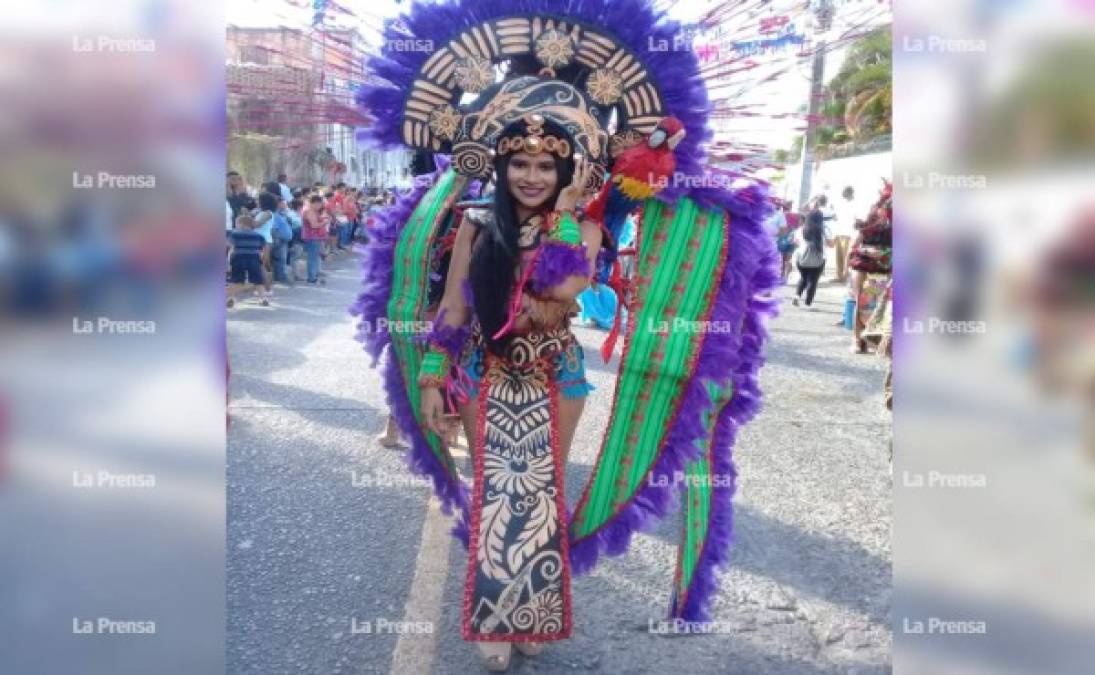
[666,128,687,150]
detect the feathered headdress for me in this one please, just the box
[355,0,718,204]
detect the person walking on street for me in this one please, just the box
[848,182,893,353]
[792,204,829,308]
[776,200,799,283]
[341,190,358,247]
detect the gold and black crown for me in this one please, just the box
[396,16,667,183]
[495,113,572,159]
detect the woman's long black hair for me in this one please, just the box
[469,119,574,355]
[804,208,825,249]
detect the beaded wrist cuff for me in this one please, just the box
[417,349,450,389]
[545,210,582,245]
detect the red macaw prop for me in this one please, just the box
[585,116,686,362]
[586,116,686,281]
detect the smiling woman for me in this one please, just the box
[416,110,601,666]
[508,153,558,210]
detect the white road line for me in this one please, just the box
[388,496,455,674]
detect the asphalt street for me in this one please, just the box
[227,250,892,674]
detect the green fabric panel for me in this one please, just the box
[386,168,464,476]
[575,200,674,534]
[617,200,700,500]
[674,213,734,600]
[676,379,733,601]
[605,200,695,509]
[574,201,662,532]
[649,220,724,561]
[573,199,729,538]
[626,204,724,495]
[637,208,725,585]
[680,459,709,592]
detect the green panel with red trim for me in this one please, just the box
[571,197,729,540]
[386,168,468,479]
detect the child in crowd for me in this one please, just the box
[342,188,358,245]
[226,214,269,307]
[302,194,328,284]
[252,192,277,292]
[334,202,351,252]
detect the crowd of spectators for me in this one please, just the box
[225,170,396,307]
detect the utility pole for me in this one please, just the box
[797,0,834,211]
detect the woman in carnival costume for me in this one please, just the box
[849,181,893,354]
[351,0,781,670]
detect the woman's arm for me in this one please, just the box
[419,219,478,432]
[538,219,602,303]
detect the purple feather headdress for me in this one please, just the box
[356,0,711,193]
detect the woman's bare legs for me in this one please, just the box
[376,414,403,448]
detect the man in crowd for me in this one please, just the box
[270,195,293,284]
[830,186,862,283]
[276,173,293,203]
[226,170,255,218]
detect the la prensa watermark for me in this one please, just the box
[901,171,987,190]
[73,316,157,335]
[900,35,987,54]
[647,470,733,489]
[902,616,987,635]
[901,470,987,489]
[72,35,156,53]
[649,618,735,635]
[350,617,434,635]
[73,617,157,635]
[72,171,157,189]
[356,318,432,336]
[73,470,156,489]
[902,317,987,335]
[350,470,432,490]
[647,26,702,52]
[386,37,435,52]
[636,171,738,190]
[647,317,736,335]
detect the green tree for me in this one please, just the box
[825,28,892,143]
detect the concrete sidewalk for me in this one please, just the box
[228,253,892,674]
